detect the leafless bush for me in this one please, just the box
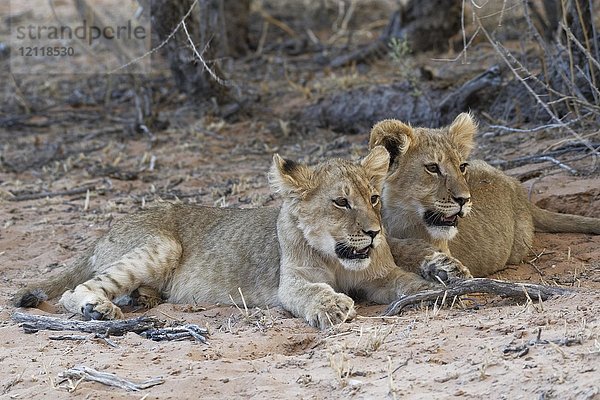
[469,0,599,156]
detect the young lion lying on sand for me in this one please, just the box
[370,113,600,277]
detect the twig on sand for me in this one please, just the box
[11,312,208,342]
[58,365,164,392]
[6,185,97,202]
[49,333,119,348]
[12,312,164,335]
[503,327,582,358]
[140,324,209,343]
[487,142,599,170]
[535,156,578,174]
[384,278,572,316]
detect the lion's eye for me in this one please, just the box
[425,163,441,174]
[370,195,380,206]
[333,197,351,209]
[459,163,469,173]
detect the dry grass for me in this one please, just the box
[461,0,600,157]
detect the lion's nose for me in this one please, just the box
[363,229,380,239]
[452,196,470,206]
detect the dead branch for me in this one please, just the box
[49,333,119,347]
[485,113,591,136]
[535,155,578,174]
[109,0,199,74]
[256,8,298,38]
[503,327,582,358]
[12,312,208,342]
[6,185,97,202]
[58,365,164,392]
[438,65,502,117]
[1,142,107,173]
[478,17,599,157]
[49,334,91,341]
[384,278,572,316]
[11,312,164,335]
[140,324,209,343]
[487,141,599,170]
[329,7,400,68]
[181,20,227,87]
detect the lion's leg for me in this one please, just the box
[60,237,181,320]
[278,268,356,330]
[132,286,164,309]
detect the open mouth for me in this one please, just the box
[335,243,372,260]
[423,210,459,227]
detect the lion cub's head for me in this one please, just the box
[369,113,477,241]
[270,147,390,271]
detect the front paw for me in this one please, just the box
[82,301,124,320]
[307,292,356,330]
[420,252,472,282]
[60,288,124,320]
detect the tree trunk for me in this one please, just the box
[150,0,249,101]
[394,0,462,53]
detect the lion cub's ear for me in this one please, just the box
[361,146,390,190]
[448,112,477,157]
[269,154,314,197]
[369,119,415,168]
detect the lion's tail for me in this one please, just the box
[530,204,600,234]
[12,248,95,308]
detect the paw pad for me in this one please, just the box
[82,303,105,320]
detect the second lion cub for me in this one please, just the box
[370,113,600,277]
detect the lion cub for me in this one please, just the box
[370,113,600,277]
[13,147,449,329]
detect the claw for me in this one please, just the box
[436,269,448,282]
[82,303,105,320]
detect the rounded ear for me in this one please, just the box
[369,119,415,168]
[448,112,477,157]
[361,146,390,190]
[269,154,314,197]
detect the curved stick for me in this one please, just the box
[384,278,573,316]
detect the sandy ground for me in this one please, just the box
[1,118,599,400]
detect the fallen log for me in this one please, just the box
[437,65,502,122]
[11,312,164,335]
[384,278,572,316]
[301,64,502,134]
[11,312,209,342]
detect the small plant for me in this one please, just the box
[388,37,412,63]
[388,37,421,95]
